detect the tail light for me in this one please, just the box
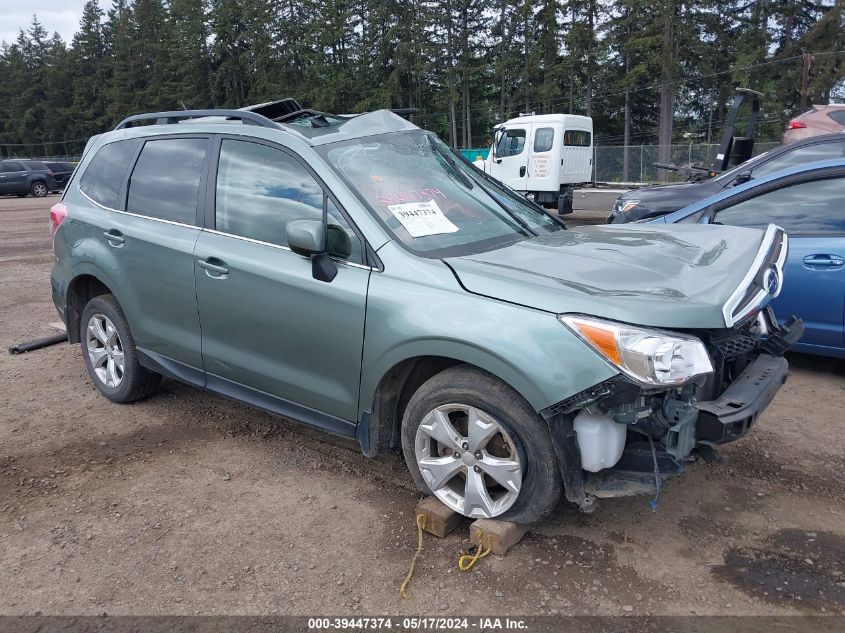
[787,120,807,130]
[47,171,54,177]
[49,202,67,242]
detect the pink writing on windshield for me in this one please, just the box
[378,188,445,206]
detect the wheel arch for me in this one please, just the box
[65,271,118,343]
[359,344,545,457]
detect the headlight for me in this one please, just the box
[559,315,713,387]
[614,199,640,214]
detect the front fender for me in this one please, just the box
[358,252,617,418]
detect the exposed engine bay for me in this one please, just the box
[543,307,804,512]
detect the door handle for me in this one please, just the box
[198,258,229,276]
[519,166,526,177]
[103,230,124,246]
[494,158,502,164]
[803,254,844,269]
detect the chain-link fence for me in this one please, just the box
[593,142,780,184]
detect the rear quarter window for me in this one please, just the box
[564,130,591,147]
[80,139,141,209]
[24,161,48,170]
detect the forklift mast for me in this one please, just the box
[713,88,764,173]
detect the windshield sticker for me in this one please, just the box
[387,200,459,238]
[378,188,445,206]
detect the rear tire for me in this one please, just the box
[30,181,48,197]
[80,294,161,403]
[401,365,562,524]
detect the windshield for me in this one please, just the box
[319,130,564,257]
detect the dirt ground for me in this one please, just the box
[1,194,844,617]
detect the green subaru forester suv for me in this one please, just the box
[50,106,801,524]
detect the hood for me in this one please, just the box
[446,224,779,330]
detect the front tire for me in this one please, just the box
[80,294,160,403]
[401,366,562,524]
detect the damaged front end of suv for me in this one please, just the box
[540,226,802,512]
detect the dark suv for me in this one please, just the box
[0,159,58,197]
[45,162,76,191]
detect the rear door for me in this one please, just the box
[85,135,210,371]
[712,172,845,350]
[490,126,530,191]
[194,136,370,425]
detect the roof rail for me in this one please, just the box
[114,109,278,130]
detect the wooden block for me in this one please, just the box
[416,496,461,538]
[469,518,529,556]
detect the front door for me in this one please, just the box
[713,173,845,350]
[490,127,529,191]
[194,137,369,423]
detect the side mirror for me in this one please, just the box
[734,171,752,185]
[287,219,337,283]
[287,219,325,256]
[492,127,505,161]
[326,223,352,260]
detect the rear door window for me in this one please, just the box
[127,138,208,224]
[79,139,140,209]
[564,130,591,146]
[2,162,24,172]
[752,141,845,178]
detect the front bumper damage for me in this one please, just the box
[542,314,804,512]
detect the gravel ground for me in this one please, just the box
[1,194,843,616]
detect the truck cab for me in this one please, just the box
[476,114,593,210]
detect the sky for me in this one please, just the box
[0,1,110,47]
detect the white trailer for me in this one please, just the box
[475,113,593,213]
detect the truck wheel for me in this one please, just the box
[401,366,561,524]
[80,294,161,403]
[30,181,48,197]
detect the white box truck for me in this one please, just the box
[474,113,593,214]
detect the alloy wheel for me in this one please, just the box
[414,403,522,518]
[32,182,47,197]
[86,313,125,388]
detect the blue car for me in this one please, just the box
[656,159,845,358]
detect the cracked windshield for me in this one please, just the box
[322,130,563,257]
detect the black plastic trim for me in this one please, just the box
[137,347,357,440]
[696,353,788,444]
[205,373,357,439]
[137,348,205,388]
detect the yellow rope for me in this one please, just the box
[458,529,493,572]
[399,513,427,598]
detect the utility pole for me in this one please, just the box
[800,53,813,112]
